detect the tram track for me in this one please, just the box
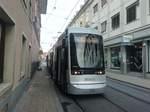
[54,78,150,112]
[71,96,85,112]
[70,94,126,112]
[55,84,127,112]
[103,95,128,112]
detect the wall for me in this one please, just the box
[0,0,42,111]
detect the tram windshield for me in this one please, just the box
[70,33,104,69]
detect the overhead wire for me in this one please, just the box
[41,0,83,50]
[45,0,58,22]
[56,0,82,37]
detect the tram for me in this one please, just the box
[49,27,106,95]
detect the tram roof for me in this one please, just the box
[67,27,100,35]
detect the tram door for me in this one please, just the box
[127,42,143,72]
[57,47,66,89]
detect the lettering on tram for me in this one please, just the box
[47,27,106,95]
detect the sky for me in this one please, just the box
[41,0,85,52]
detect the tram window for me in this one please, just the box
[61,48,65,60]
[70,33,104,69]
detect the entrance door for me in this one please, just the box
[127,42,143,72]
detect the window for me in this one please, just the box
[20,36,27,79]
[101,21,107,33]
[101,0,107,7]
[70,33,104,69]
[111,13,120,30]
[111,46,121,69]
[126,1,139,23]
[0,21,5,83]
[93,3,98,14]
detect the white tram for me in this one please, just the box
[48,27,106,95]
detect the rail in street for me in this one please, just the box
[55,77,150,112]
[55,86,126,112]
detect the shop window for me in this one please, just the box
[126,1,139,24]
[0,21,5,83]
[111,46,121,69]
[93,3,98,14]
[101,21,107,33]
[111,13,120,30]
[101,0,107,8]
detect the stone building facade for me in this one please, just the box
[0,0,47,111]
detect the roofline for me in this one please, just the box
[68,0,93,27]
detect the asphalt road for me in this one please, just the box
[55,87,125,112]
[71,94,126,112]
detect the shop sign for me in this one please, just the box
[121,35,133,45]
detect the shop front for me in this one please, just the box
[104,27,150,78]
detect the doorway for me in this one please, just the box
[127,42,143,72]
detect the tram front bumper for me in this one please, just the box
[67,83,106,95]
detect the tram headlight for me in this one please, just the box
[99,71,102,74]
[95,71,104,75]
[74,71,78,75]
[72,70,81,75]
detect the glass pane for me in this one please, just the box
[70,33,104,69]
[111,46,121,68]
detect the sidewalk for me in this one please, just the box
[13,70,63,112]
[106,71,150,89]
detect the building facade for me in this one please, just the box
[0,0,47,111]
[69,0,150,79]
